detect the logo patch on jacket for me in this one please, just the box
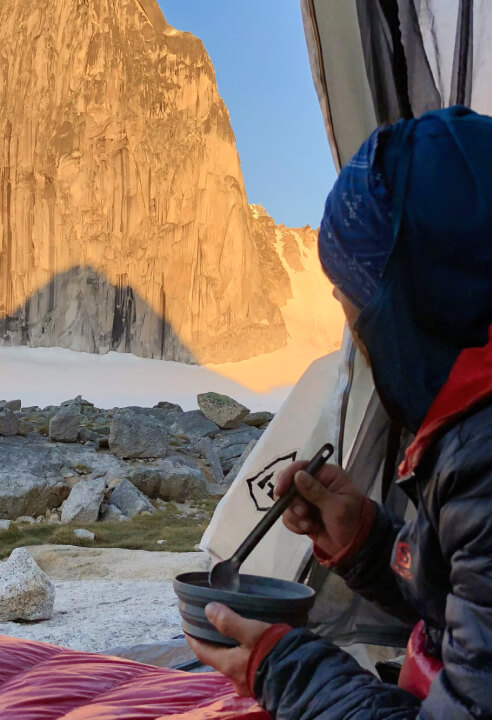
[392,542,413,581]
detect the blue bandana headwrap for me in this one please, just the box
[319,107,492,432]
[318,127,393,310]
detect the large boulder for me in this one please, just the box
[0,436,65,515]
[0,399,22,411]
[0,408,19,436]
[49,404,84,442]
[109,411,168,459]
[110,478,155,518]
[128,458,208,502]
[61,478,106,524]
[164,410,219,441]
[0,548,55,621]
[213,426,263,473]
[197,393,249,430]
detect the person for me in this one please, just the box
[187,106,492,718]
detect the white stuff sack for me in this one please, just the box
[201,332,374,581]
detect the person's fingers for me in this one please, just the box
[282,513,314,535]
[314,463,357,493]
[283,504,312,529]
[291,499,310,518]
[276,461,347,499]
[294,469,335,509]
[274,461,309,497]
[185,633,237,669]
[205,603,269,647]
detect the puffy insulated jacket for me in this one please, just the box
[253,402,492,719]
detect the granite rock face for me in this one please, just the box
[0,548,55,621]
[0,0,301,364]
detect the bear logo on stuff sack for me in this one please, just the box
[246,452,297,512]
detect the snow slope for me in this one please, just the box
[0,345,340,412]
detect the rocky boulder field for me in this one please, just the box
[0,392,273,527]
[0,392,274,645]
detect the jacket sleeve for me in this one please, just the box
[417,429,492,719]
[254,628,420,719]
[336,501,419,624]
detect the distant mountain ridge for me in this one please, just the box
[0,0,342,363]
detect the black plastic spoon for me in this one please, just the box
[209,442,334,592]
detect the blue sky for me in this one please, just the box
[158,0,337,228]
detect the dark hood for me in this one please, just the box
[355,107,492,433]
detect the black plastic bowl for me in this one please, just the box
[174,571,316,646]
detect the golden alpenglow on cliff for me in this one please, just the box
[0,0,343,366]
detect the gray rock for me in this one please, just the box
[15,516,36,524]
[74,528,95,541]
[223,439,258,487]
[1,399,22,412]
[42,405,59,417]
[153,401,183,413]
[0,433,130,520]
[128,458,208,502]
[61,395,93,408]
[0,408,19,437]
[213,425,262,473]
[197,392,250,429]
[100,503,129,522]
[197,437,224,484]
[0,548,55,621]
[0,520,11,531]
[164,410,219,440]
[0,470,69,520]
[110,478,155,517]
[49,405,84,443]
[244,411,274,427]
[61,478,106,524]
[78,427,98,443]
[17,421,35,436]
[109,411,168,459]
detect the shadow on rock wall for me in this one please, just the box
[0,266,196,364]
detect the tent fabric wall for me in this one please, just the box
[201,331,376,582]
[301,0,492,169]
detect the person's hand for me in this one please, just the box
[275,461,364,557]
[185,603,271,696]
